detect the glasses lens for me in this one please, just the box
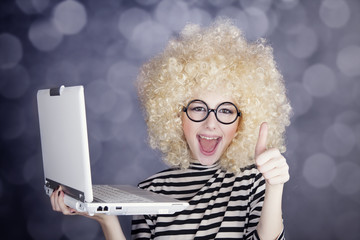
[187,100,208,122]
[216,102,238,124]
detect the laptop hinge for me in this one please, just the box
[45,178,85,202]
[49,85,64,96]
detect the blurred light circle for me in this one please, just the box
[105,39,127,58]
[28,19,63,51]
[106,61,138,93]
[335,110,360,126]
[88,136,103,165]
[287,82,313,117]
[275,0,299,9]
[277,5,306,34]
[0,33,23,69]
[62,216,100,240]
[244,7,269,40]
[303,153,337,188]
[126,20,171,59]
[284,125,299,166]
[356,124,360,150]
[331,80,358,107]
[286,26,318,59]
[114,121,145,149]
[46,61,80,85]
[87,117,117,142]
[208,0,235,7]
[266,10,280,36]
[275,50,307,79]
[0,65,30,99]
[319,0,350,29]
[52,0,87,35]
[218,7,248,34]
[85,81,118,115]
[336,45,360,77]
[0,105,27,140]
[22,155,39,182]
[332,161,360,195]
[16,0,50,14]
[188,8,213,26]
[240,0,272,12]
[323,123,355,157]
[118,8,151,40]
[354,82,360,107]
[134,0,160,6]
[155,0,190,32]
[302,63,336,97]
[104,89,133,124]
[0,103,26,140]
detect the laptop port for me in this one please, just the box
[116,206,122,210]
[104,206,108,211]
[97,206,103,211]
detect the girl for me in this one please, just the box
[51,19,292,240]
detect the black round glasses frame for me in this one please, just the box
[182,99,242,125]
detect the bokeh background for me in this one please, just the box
[1,0,359,239]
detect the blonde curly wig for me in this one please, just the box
[137,18,292,173]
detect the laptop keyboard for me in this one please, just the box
[93,185,152,203]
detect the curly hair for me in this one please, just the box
[137,18,292,173]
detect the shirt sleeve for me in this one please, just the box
[244,170,286,240]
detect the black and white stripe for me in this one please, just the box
[132,163,285,240]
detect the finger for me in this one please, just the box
[262,164,289,180]
[53,187,62,212]
[58,191,73,215]
[50,190,56,211]
[267,173,290,185]
[255,122,268,158]
[256,148,282,167]
[50,185,60,211]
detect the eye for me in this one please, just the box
[218,108,234,114]
[191,106,206,112]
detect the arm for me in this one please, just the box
[256,184,284,240]
[254,123,289,240]
[51,186,126,240]
[96,214,126,240]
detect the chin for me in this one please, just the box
[197,156,220,166]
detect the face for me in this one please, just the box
[182,90,239,166]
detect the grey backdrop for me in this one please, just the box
[0,0,359,239]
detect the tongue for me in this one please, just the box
[199,138,218,153]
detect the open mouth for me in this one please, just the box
[197,135,221,155]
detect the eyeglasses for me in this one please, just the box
[183,99,241,125]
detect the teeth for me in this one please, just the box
[199,135,218,140]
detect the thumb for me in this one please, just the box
[255,122,268,158]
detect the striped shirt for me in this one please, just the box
[131,162,285,239]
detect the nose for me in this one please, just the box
[204,110,218,129]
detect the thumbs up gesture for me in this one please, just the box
[255,122,290,186]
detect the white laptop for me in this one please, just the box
[37,85,189,216]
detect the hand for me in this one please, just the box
[51,186,77,215]
[50,186,125,239]
[50,186,105,221]
[255,122,290,186]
